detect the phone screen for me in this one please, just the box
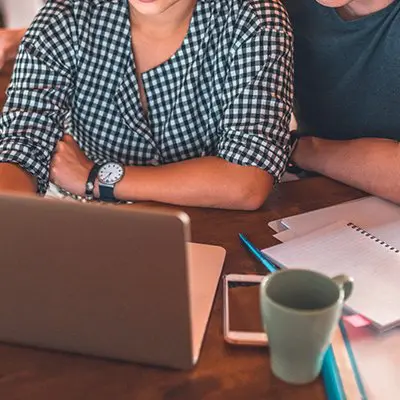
[228,280,264,333]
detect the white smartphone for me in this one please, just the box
[223,273,268,346]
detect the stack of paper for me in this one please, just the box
[268,196,400,245]
[263,219,400,330]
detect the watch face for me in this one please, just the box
[98,162,124,185]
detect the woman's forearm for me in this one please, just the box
[113,157,273,210]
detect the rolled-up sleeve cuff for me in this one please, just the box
[217,129,290,183]
[0,139,50,194]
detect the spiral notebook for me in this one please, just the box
[262,220,400,331]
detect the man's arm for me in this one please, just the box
[292,136,400,203]
[0,163,36,193]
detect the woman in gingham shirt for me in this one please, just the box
[0,0,293,210]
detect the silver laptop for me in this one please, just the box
[0,194,225,369]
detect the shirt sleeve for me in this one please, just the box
[217,10,294,182]
[0,0,77,194]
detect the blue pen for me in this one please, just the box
[239,233,279,273]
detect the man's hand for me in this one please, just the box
[0,28,26,69]
[50,135,93,196]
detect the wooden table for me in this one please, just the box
[0,61,366,399]
[0,176,365,400]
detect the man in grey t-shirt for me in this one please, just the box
[285,0,400,204]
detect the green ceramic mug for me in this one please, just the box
[260,269,353,384]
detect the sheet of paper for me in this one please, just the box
[268,196,400,239]
[273,230,298,242]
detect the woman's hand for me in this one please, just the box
[50,135,93,196]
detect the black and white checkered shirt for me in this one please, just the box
[0,0,293,194]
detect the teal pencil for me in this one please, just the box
[238,233,279,273]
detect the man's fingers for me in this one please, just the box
[60,134,80,150]
[62,134,75,143]
[54,140,66,153]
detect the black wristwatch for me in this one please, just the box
[97,162,125,202]
[85,163,101,201]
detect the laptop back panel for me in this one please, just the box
[0,195,197,369]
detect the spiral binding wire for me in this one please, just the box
[347,222,400,254]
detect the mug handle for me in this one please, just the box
[332,274,353,301]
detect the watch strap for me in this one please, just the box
[85,163,100,201]
[99,184,115,202]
